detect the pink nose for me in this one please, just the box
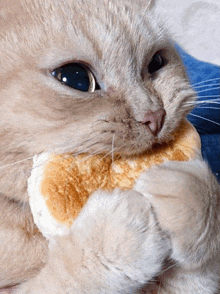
[142,109,166,136]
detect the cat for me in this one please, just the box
[0,0,219,293]
[13,160,220,294]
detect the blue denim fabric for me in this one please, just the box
[176,45,220,180]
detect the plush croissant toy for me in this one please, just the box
[28,119,201,239]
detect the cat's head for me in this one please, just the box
[0,0,195,159]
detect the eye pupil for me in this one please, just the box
[148,53,164,74]
[52,63,97,92]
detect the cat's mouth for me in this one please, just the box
[78,116,170,158]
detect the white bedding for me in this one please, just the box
[155,0,220,66]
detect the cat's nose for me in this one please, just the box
[142,109,166,136]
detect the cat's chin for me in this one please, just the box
[100,127,177,157]
[115,142,157,157]
[106,127,174,157]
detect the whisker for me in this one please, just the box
[77,146,107,162]
[192,77,220,87]
[72,141,108,158]
[7,131,118,173]
[99,143,130,161]
[142,0,154,14]
[31,157,51,173]
[100,146,121,160]
[188,113,220,126]
[54,137,95,154]
[159,262,177,275]
[194,83,220,90]
[195,106,220,110]
[30,137,108,171]
[112,132,116,164]
[0,156,33,170]
[185,100,220,105]
[194,100,220,104]
[51,146,108,168]
[194,96,220,99]
[196,86,220,94]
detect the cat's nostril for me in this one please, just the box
[142,108,166,136]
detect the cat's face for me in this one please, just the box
[0,0,195,199]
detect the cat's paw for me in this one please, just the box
[134,159,220,268]
[134,159,213,235]
[15,189,170,293]
[134,159,209,198]
[69,189,170,285]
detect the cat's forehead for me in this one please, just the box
[2,0,165,43]
[1,0,168,73]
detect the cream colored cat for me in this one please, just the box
[0,0,219,293]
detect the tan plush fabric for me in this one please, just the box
[40,120,201,226]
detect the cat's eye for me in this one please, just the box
[52,63,99,92]
[148,53,164,74]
